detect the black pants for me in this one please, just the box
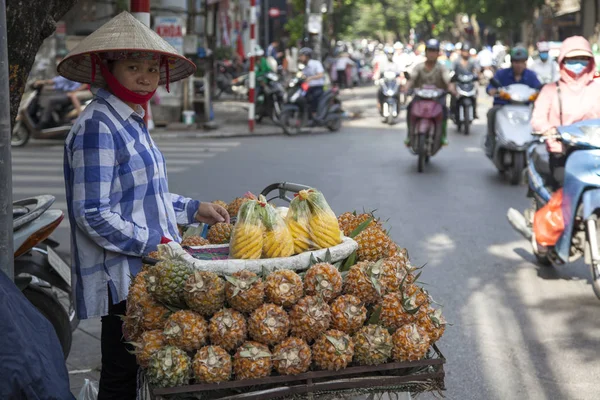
[39,93,71,127]
[98,298,138,400]
[549,152,566,190]
[485,105,502,155]
[336,70,347,88]
[306,86,324,115]
[450,96,478,119]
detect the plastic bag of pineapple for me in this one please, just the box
[286,188,343,254]
[258,196,295,258]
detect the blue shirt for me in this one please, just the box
[64,89,200,319]
[52,75,82,92]
[487,67,542,105]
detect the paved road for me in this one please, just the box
[12,88,600,398]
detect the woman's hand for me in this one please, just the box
[544,127,563,153]
[195,202,230,225]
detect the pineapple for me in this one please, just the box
[260,198,295,258]
[289,295,332,343]
[337,212,381,237]
[163,310,208,352]
[302,190,342,249]
[355,225,395,262]
[230,201,264,259]
[380,292,422,331]
[416,307,446,344]
[145,249,192,307]
[304,263,343,302]
[264,269,304,307]
[272,337,312,375]
[183,271,226,317]
[286,199,313,254]
[145,251,161,269]
[193,346,232,384]
[208,308,247,352]
[212,200,228,209]
[330,295,367,335]
[233,341,272,380]
[391,323,430,362]
[248,303,290,346]
[146,346,191,388]
[227,197,251,219]
[353,325,392,366]
[181,235,210,247]
[132,330,165,368]
[124,270,170,340]
[404,283,430,309]
[207,222,234,244]
[343,261,386,305]
[312,329,354,371]
[224,270,265,313]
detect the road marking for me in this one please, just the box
[13,186,66,195]
[11,165,62,172]
[11,157,62,164]
[154,141,241,147]
[13,175,64,182]
[156,146,229,153]
[166,159,205,166]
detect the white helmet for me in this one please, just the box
[537,41,550,53]
[393,41,404,50]
[248,45,264,58]
[266,56,278,72]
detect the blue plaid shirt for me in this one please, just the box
[64,89,200,319]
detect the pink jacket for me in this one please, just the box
[531,36,600,133]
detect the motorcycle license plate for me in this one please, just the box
[47,246,71,286]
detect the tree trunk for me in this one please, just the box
[6,0,77,128]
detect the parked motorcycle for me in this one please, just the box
[377,70,401,125]
[255,72,285,123]
[450,72,477,135]
[279,73,343,136]
[407,86,446,173]
[13,195,78,358]
[486,79,539,185]
[12,84,91,147]
[507,120,600,299]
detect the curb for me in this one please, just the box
[150,128,283,140]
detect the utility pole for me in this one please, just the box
[263,0,269,48]
[0,0,13,280]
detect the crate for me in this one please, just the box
[146,345,445,400]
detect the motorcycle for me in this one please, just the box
[407,86,446,173]
[486,79,539,185]
[13,195,79,358]
[255,72,285,123]
[377,70,401,125]
[507,120,600,300]
[278,73,343,136]
[12,84,91,147]
[450,72,477,135]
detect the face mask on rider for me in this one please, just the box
[539,52,549,61]
[564,59,589,76]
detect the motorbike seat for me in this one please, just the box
[531,143,552,181]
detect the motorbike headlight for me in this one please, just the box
[385,89,395,96]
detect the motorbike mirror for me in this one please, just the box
[490,77,501,88]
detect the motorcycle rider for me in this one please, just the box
[298,47,326,119]
[485,46,541,156]
[528,41,560,84]
[374,46,404,114]
[531,36,600,191]
[451,42,479,119]
[404,38,456,146]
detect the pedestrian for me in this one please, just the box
[57,11,229,399]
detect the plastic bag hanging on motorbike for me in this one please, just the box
[533,189,565,247]
[230,199,265,259]
[258,195,295,258]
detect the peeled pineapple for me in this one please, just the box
[183,271,226,317]
[230,201,263,259]
[391,323,430,362]
[132,330,165,368]
[207,222,234,244]
[208,308,248,352]
[272,337,312,375]
[289,295,332,343]
[286,199,313,254]
[330,294,367,335]
[146,346,191,388]
[312,329,354,371]
[163,310,208,352]
[193,346,232,384]
[233,341,272,380]
[224,270,265,313]
[353,325,392,366]
[248,303,290,346]
[264,269,304,307]
[304,262,343,302]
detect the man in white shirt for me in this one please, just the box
[299,47,325,116]
[528,41,559,84]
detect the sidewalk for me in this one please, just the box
[150,86,372,139]
[68,319,102,395]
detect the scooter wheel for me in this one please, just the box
[11,121,30,147]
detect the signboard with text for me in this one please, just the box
[154,16,184,55]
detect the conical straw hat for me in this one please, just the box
[57,11,196,86]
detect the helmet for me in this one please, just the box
[455,42,463,50]
[249,45,264,57]
[469,48,477,56]
[266,56,278,72]
[444,43,455,52]
[510,46,528,61]
[537,41,550,53]
[299,47,313,57]
[393,41,404,50]
[426,39,440,51]
[461,42,472,52]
